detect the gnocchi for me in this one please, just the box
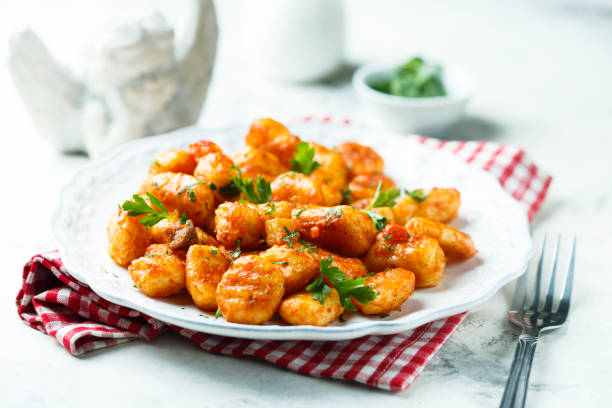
[109,118,477,326]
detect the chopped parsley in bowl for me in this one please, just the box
[369,57,447,98]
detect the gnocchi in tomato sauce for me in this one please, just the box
[107,118,476,325]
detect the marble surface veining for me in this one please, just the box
[1,0,611,407]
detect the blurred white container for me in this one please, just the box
[353,61,476,135]
[241,0,344,83]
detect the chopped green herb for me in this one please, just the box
[177,181,209,202]
[379,313,390,319]
[209,182,217,190]
[383,243,394,250]
[295,208,307,219]
[367,271,377,276]
[306,257,377,311]
[215,307,222,319]
[369,57,446,98]
[112,273,119,278]
[339,314,346,323]
[290,142,320,175]
[231,238,242,259]
[176,182,208,195]
[180,213,188,225]
[405,188,428,203]
[282,226,299,248]
[298,240,317,251]
[264,202,276,215]
[230,166,271,204]
[144,254,156,258]
[364,210,387,231]
[339,187,353,204]
[154,182,160,190]
[120,193,177,227]
[219,181,241,199]
[326,207,343,220]
[384,234,392,241]
[210,249,218,255]
[272,261,289,265]
[367,182,401,209]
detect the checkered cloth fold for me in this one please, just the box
[16,117,551,391]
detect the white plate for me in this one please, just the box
[52,121,532,341]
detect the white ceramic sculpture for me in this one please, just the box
[8,0,217,158]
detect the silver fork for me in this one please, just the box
[499,233,576,408]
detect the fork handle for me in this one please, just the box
[499,334,538,408]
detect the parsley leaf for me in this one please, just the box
[264,202,276,215]
[405,188,428,203]
[364,210,387,230]
[215,307,222,319]
[367,182,401,209]
[179,213,188,225]
[282,226,299,248]
[339,187,353,204]
[177,181,210,203]
[219,181,241,199]
[231,238,242,259]
[298,240,317,250]
[295,208,307,219]
[290,142,320,175]
[230,166,271,204]
[379,313,389,319]
[306,257,377,311]
[209,182,217,190]
[120,193,177,227]
[326,207,343,220]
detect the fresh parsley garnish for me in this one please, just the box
[180,213,188,225]
[231,238,242,258]
[367,182,401,209]
[369,57,446,98]
[264,202,276,215]
[405,188,428,203]
[282,226,299,248]
[339,187,353,204]
[272,261,288,265]
[364,210,387,231]
[379,313,389,319]
[326,207,343,220]
[210,249,218,255]
[215,307,222,319]
[290,142,320,175]
[384,234,392,241]
[306,257,377,311]
[219,181,241,199]
[209,182,217,190]
[295,208,307,219]
[230,166,271,204]
[298,240,317,250]
[177,182,209,202]
[383,243,395,250]
[121,193,177,227]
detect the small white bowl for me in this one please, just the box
[352,60,476,135]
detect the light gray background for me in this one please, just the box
[1,0,610,406]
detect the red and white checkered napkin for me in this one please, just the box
[16,127,552,392]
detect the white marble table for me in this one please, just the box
[1,0,611,406]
